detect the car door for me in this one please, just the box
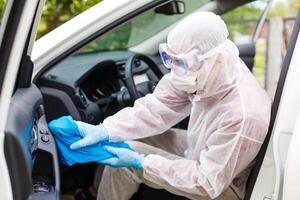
[0,1,60,200]
[245,10,300,200]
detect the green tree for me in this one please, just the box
[0,0,6,19]
[38,0,101,38]
[269,0,298,18]
[222,2,264,41]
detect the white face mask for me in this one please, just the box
[170,70,199,93]
[170,59,212,94]
[169,41,228,94]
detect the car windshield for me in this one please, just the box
[78,0,210,54]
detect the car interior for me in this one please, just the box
[4,0,289,200]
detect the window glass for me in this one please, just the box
[222,0,299,98]
[261,0,298,98]
[77,0,210,53]
[222,0,268,44]
[37,0,101,38]
[221,1,269,87]
[0,0,7,26]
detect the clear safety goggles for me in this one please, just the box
[159,43,202,76]
[159,41,227,76]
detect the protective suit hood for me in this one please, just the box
[194,39,241,99]
[167,11,229,54]
[167,11,241,99]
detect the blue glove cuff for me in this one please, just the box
[134,154,145,170]
[97,123,110,141]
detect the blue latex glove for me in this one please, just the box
[48,116,133,166]
[100,146,145,170]
[70,121,109,150]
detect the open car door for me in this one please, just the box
[0,0,60,200]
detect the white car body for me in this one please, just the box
[0,0,299,199]
[253,29,300,200]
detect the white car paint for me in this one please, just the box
[32,1,300,199]
[1,0,299,199]
[251,31,300,200]
[272,31,300,200]
[0,1,43,199]
[283,112,300,199]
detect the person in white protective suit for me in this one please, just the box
[69,11,271,200]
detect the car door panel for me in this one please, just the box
[4,84,60,200]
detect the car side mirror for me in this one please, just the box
[154,1,185,15]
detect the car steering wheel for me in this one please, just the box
[124,54,164,101]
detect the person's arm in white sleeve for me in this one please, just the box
[103,73,191,141]
[142,117,268,199]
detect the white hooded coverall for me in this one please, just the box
[97,12,271,200]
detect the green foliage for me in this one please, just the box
[269,0,298,18]
[222,2,265,41]
[38,0,101,38]
[0,0,6,19]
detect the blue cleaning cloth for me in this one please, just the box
[48,116,132,166]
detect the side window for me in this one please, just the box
[221,1,269,87]
[0,0,8,45]
[262,1,298,98]
[222,0,298,99]
[38,0,101,38]
[222,1,268,44]
[0,0,7,25]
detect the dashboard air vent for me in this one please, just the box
[79,89,87,106]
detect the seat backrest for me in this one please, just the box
[237,43,256,72]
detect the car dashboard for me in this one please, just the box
[37,51,161,124]
[4,50,163,200]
